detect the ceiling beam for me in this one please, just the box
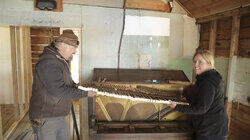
[126,0,171,12]
[197,6,250,23]
[63,0,171,12]
[175,0,194,18]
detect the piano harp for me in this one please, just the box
[83,68,194,140]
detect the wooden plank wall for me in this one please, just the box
[177,0,250,18]
[199,17,232,57]
[239,14,250,58]
[30,27,60,71]
[228,102,250,139]
[199,22,210,50]
[216,17,232,57]
[199,13,250,58]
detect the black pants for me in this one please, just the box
[196,135,226,140]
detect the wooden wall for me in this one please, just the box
[30,27,60,71]
[176,0,250,18]
[239,14,250,58]
[199,22,210,50]
[199,17,232,57]
[228,102,250,140]
[199,13,250,58]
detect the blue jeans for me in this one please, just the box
[37,116,68,140]
[196,135,226,140]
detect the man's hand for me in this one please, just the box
[74,83,79,88]
[88,91,97,97]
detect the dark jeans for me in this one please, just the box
[196,135,226,140]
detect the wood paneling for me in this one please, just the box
[30,27,60,70]
[216,29,231,40]
[228,102,250,140]
[215,17,232,57]
[200,22,211,32]
[30,27,60,37]
[199,17,233,57]
[200,32,210,41]
[239,28,250,39]
[199,22,210,50]
[217,17,233,30]
[209,20,217,55]
[31,36,52,45]
[238,14,250,58]
[126,0,171,12]
[178,0,250,18]
[216,40,230,49]
[240,14,250,28]
[199,41,209,50]
[197,6,250,23]
[31,45,46,51]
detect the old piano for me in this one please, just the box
[82,68,194,140]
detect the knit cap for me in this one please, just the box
[57,29,79,47]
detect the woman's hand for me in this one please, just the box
[169,101,177,108]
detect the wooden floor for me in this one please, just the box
[7,101,80,140]
[1,104,16,136]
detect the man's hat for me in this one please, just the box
[56,29,79,47]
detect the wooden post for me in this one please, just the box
[80,98,89,140]
[16,27,25,119]
[226,14,240,131]
[209,20,217,55]
[22,26,32,111]
[230,15,240,58]
[26,27,33,100]
[0,106,3,140]
[22,27,29,111]
[10,26,20,121]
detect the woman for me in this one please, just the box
[170,49,228,140]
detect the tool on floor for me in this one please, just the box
[71,105,80,140]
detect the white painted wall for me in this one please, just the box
[0,26,14,104]
[182,15,199,57]
[233,58,250,106]
[215,57,229,94]
[0,0,200,98]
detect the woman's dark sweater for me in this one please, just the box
[175,69,228,136]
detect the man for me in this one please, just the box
[29,29,96,140]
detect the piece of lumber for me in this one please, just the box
[230,15,240,57]
[209,20,217,55]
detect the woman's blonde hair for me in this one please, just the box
[193,49,215,69]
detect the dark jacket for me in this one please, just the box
[29,46,88,119]
[175,69,228,136]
